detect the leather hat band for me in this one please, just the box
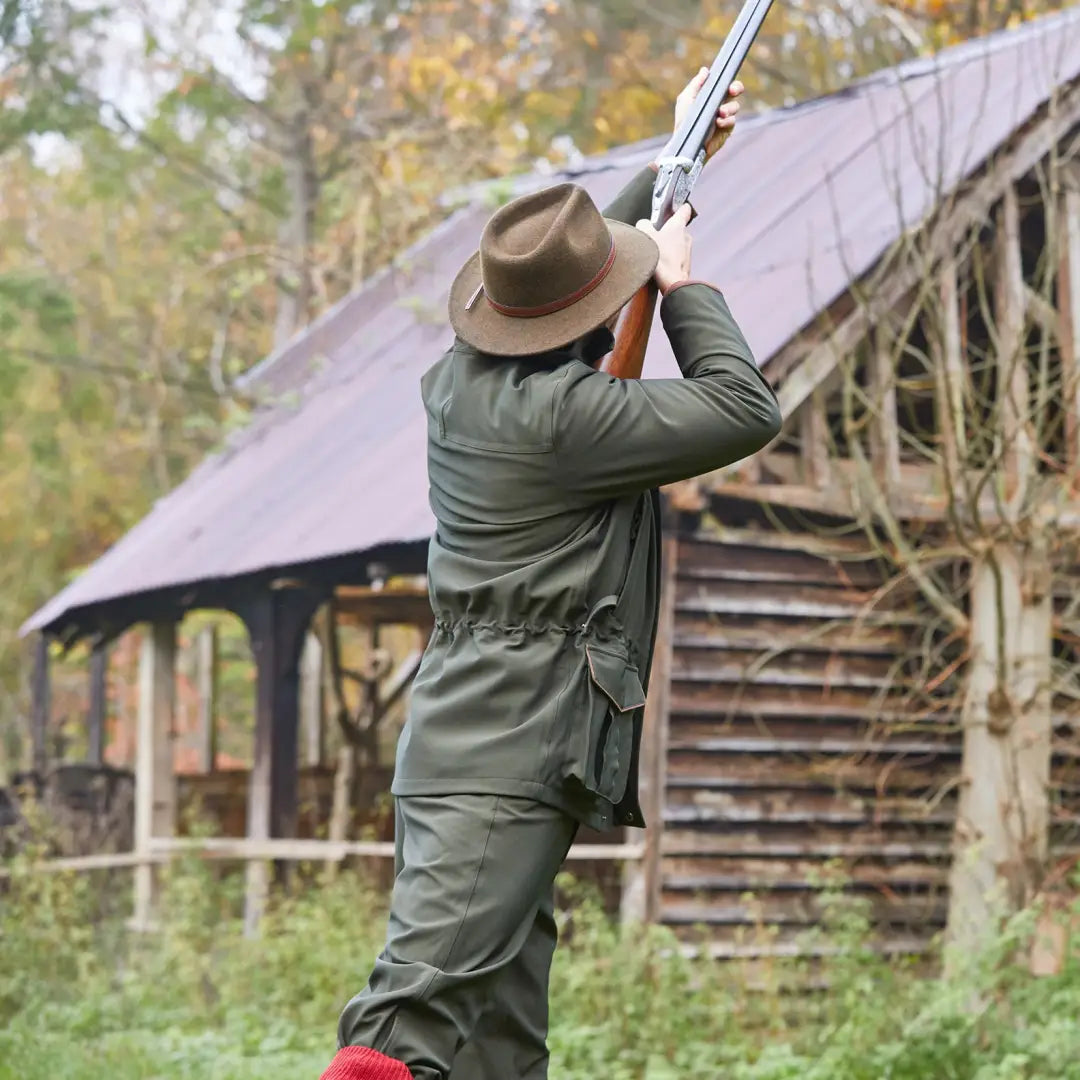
[485,240,617,319]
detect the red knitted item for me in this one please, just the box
[319,1046,414,1080]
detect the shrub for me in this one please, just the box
[0,850,1077,1080]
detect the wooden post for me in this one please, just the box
[869,327,901,492]
[996,187,1031,515]
[947,541,1053,954]
[935,257,968,502]
[326,620,375,881]
[239,586,320,936]
[1058,187,1080,486]
[799,390,831,488]
[133,622,177,931]
[300,632,325,768]
[621,529,678,926]
[30,634,50,776]
[326,744,356,880]
[196,626,218,773]
[87,644,108,767]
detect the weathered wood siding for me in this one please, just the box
[657,523,1080,958]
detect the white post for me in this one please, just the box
[196,626,218,773]
[300,633,325,768]
[133,622,177,930]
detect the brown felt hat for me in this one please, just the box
[449,183,659,357]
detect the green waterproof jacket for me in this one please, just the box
[391,167,783,831]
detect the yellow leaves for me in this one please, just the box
[704,13,732,42]
[452,33,475,60]
[582,28,599,49]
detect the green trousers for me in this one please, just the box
[337,794,578,1080]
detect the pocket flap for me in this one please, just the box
[586,645,646,713]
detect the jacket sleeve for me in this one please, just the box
[551,283,782,503]
[602,165,657,226]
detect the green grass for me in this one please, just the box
[2,844,1079,1080]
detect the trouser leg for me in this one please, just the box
[334,793,576,1080]
[446,888,559,1080]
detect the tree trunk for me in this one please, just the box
[273,119,318,350]
[947,540,1053,955]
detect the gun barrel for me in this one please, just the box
[662,0,776,162]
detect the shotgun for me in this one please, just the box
[600,0,776,380]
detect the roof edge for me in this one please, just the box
[20,538,432,643]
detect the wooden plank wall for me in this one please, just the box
[657,523,1080,959]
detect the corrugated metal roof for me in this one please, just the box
[25,9,1080,637]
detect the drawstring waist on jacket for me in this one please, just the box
[432,593,620,640]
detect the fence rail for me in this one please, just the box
[0,836,645,877]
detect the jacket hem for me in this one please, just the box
[390,776,618,832]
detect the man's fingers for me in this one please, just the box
[635,218,658,237]
[727,79,745,99]
[678,67,709,102]
[667,202,693,228]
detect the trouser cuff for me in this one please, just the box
[320,1046,414,1080]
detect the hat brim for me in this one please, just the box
[448,220,659,358]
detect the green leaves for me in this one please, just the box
[2,858,1080,1079]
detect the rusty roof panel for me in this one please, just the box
[24,9,1080,637]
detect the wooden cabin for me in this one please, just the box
[20,11,1080,958]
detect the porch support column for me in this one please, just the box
[87,643,108,766]
[133,621,178,931]
[238,583,323,936]
[30,634,50,776]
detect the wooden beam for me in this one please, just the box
[710,476,920,522]
[0,839,646,879]
[775,82,1080,421]
[996,186,1032,515]
[379,649,423,716]
[799,391,831,487]
[703,466,1080,531]
[196,626,218,773]
[869,327,901,492]
[133,621,177,931]
[87,644,108,767]
[326,743,356,880]
[300,632,324,768]
[30,635,50,775]
[935,257,967,501]
[1059,187,1080,485]
[335,586,433,629]
[151,837,644,863]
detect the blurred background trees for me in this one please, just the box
[0,0,1067,772]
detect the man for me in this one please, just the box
[321,70,781,1080]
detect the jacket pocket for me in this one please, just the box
[568,642,645,805]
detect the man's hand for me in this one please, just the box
[674,69,744,161]
[636,203,693,296]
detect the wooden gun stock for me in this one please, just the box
[599,282,659,380]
